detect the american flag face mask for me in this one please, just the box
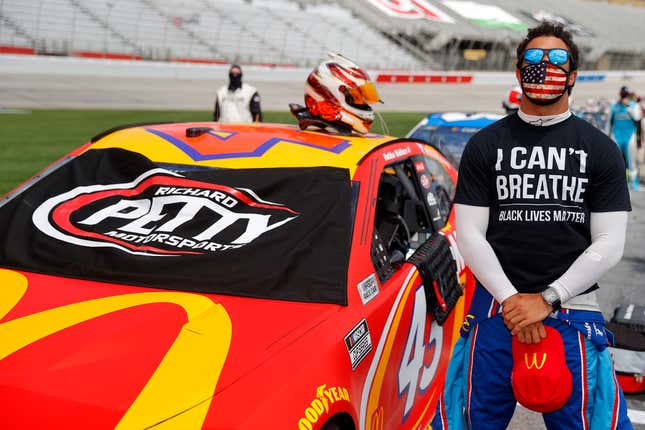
[520,62,570,106]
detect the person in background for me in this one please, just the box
[432,22,633,430]
[610,86,642,190]
[502,85,522,115]
[636,95,645,183]
[213,64,262,123]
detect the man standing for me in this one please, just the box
[610,86,642,190]
[213,64,262,123]
[433,22,633,429]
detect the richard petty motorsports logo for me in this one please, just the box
[32,169,299,256]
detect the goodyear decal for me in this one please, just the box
[0,269,232,429]
[297,384,350,430]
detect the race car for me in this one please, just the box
[407,112,503,167]
[0,121,474,429]
[573,99,611,135]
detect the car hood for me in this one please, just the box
[0,268,337,428]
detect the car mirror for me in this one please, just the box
[390,249,406,265]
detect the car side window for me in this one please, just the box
[370,158,434,283]
[415,155,455,230]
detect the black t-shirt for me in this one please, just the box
[455,113,631,294]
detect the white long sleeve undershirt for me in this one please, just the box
[455,204,628,309]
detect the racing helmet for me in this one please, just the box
[304,53,380,134]
[502,85,522,114]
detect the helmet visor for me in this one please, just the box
[347,82,380,105]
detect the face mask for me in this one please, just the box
[228,73,242,91]
[520,62,571,106]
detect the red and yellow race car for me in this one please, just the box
[0,122,474,429]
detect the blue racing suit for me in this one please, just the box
[431,285,633,430]
[610,101,641,187]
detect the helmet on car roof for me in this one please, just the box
[303,53,381,135]
[502,86,522,114]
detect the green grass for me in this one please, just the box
[0,109,424,194]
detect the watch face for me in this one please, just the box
[543,289,558,304]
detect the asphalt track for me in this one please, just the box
[1,72,644,429]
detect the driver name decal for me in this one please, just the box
[382,147,411,161]
[33,169,299,256]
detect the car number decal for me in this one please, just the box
[360,266,418,430]
[397,286,444,419]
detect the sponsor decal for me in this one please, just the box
[461,313,476,334]
[414,161,425,173]
[0,269,232,429]
[443,1,526,30]
[32,169,299,256]
[365,0,455,22]
[345,319,373,370]
[426,192,437,207]
[357,273,380,305]
[297,384,350,430]
[420,174,430,189]
[382,147,411,162]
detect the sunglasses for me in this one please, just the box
[522,48,570,66]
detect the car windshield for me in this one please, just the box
[0,148,356,305]
[409,125,480,167]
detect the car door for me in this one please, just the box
[349,140,472,430]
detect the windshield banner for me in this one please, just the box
[0,149,351,305]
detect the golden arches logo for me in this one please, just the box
[524,352,547,370]
[0,269,232,429]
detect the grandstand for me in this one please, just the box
[0,0,644,70]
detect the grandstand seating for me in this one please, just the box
[0,18,33,51]
[0,0,643,70]
[334,0,645,70]
[0,0,421,68]
[156,0,422,68]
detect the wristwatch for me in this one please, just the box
[541,286,562,313]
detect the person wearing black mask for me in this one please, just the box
[213,64,262,123]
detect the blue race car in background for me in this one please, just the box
[407,112,503,167]
[573,99,612,135]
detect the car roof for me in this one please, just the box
[422,112,503,128]
[88,122,398,176]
